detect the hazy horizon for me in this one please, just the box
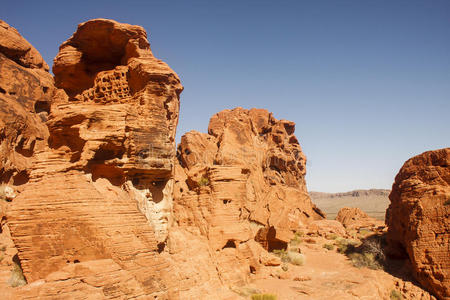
[2,0,449,193]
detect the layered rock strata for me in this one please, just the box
[386,148,450,300]
[2,19,183,299]
[172,107,325,288]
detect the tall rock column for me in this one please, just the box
[6,19,183,299]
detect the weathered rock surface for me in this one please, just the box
[386,148,450,300]
[0,20,54,185]
[2,19,183,299]
[172,107,324,290]
[336,207,383,230]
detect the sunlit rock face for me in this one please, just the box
[170,107,325,290]
[386,148,450,300]
[4,19,183,298]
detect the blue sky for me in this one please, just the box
[2,0,449,192]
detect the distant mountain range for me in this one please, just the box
[309,189,391,220]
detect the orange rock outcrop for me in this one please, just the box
[386,148,450,300]
[2,18,183,298]
[171,107,324,290]
[336,207,383,230]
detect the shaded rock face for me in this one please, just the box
[1,19,182,299]
[172,107,324,287]
[386,148,450,300]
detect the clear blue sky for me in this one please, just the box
[3,0,449,192]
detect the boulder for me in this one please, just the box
[386,148,450,300]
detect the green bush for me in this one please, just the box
[251,294,277,300]
[198,177,209,187]
[444,199,450,206]
[390,289,402,300]
[323,243,334,250]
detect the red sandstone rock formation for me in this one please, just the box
[171,107,324,288]
[1,18,182,299]
[0,20,54,184]
[336,207,383,230]
[386,148,450,300]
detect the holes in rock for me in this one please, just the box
[74,259,80,264]
[283,123,295,135]
[8,91,16,96]
[90,164,125,186]
[250,265,256,274]
[241,168,250,175]
[222,240,236,249]
[157,242,166,253]
[148,180,167,204]
[223,199,232,205]
[34,100,50,114]
[13,171,29,186]
[289,136,299,145]
[184,148,191,155]
[0,87,6,94]
[42,87,49,94]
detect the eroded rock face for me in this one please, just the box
[3,19,182,299]
[172,107,324,289]
[0,20,54,184]
[386,148,450,300]
[336,207,382,230]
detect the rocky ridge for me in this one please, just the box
[0,18,445,300]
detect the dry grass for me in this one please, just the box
[323,243,334,250]
[198,177,209,187]
[344,236,386,270]
[8,261,26,287]
[272,249,305,266]
[390,289,402,300]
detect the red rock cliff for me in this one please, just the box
[386,148,450,300]
[2,19,183,299]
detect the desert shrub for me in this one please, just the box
[358,228,373,238]
[390,289,402,300]
[348,252,382,270]
[281,263,289,272]
[287,252,305,266]
[251,294,277,300]
[335,238,358,254]
[345,236,386,270]
[8,260,26,287]
[0,245,6,251]
[198,177,209,187]
[323,243,334,250]
[290,232,303,246]
[325,233,338,240]
[272,249,305,266]
[272,249,289,263]
[444,199,450,206]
